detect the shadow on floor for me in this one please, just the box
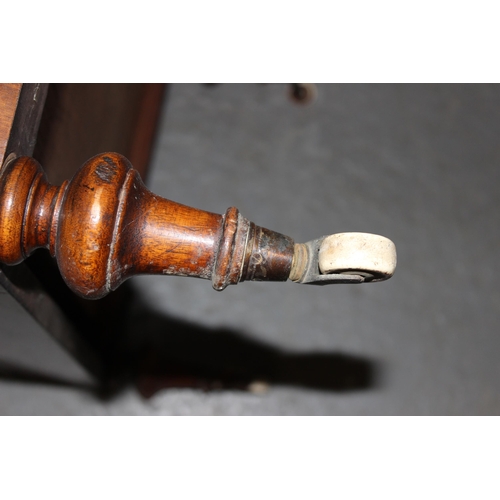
[0,300,381,400]
[1,252,382,400]
[124,302,380,397]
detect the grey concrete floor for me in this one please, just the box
[0,83,499,415]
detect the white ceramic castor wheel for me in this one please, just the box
[289,232,396,284]
[318,232,397,280]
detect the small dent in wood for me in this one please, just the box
[95,156,118,184]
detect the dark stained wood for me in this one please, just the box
[0,153,295,299]
[1,84,49,166]
[33,84,166,184]
[0,84,22,164]
[127,84,166,176]
[5,84,49,161]
[0,84,165,382]
[0,84,107,381]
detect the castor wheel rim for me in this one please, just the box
[318,232,397,281]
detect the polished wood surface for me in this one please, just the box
[0,84,167,380]
[0,153,295,299]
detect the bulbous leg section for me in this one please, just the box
[55,153,134,298]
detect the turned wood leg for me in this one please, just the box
[0,153,396,299]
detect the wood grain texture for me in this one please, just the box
[0,84,22,164]
[0,83,110,380]
[33,84,166,184]
[0,85,164,382]
[0,153,295,299]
